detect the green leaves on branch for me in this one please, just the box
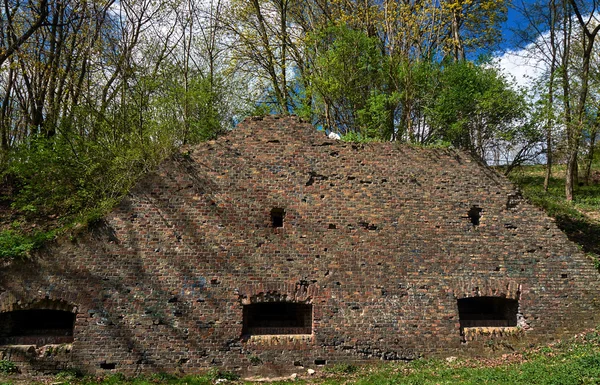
[302,25,530,154]
[427,60,530,157]
[304,25,388,139]
[0,229,55,259]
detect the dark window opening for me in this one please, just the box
[314,359,327,365]
[271,208,285,228]
[457,296,518,329]
[0,309,75,346]
[468,206,483,226]
[243,302,312,335]
[100,362,116,370]
[506,193,520,209]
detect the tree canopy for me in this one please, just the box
[0,0,598,257]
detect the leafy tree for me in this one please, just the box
[425,60,529,161]
[303,25,386,136]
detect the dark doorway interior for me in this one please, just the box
[0,309,75,346]
[457,296,518,328]
[243,302,312,335]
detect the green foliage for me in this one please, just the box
[304,25,386,136]
[300,26,529,149]
[324,363,359,374]
[248,355,262,365]
[206,368,240,381]
[425,60,529,154]
[356,91,400,140]
[153,68,229,144]
[55,368,84,380]
[0,229,55,259]
[0,230,36,259]
[0,360,18,374]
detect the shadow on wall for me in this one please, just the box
[556,215,600,256]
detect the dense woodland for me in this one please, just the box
[0,0,598,257]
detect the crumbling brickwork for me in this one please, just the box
[1,115,600,376]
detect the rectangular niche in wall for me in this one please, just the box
[0,309,75,346]
[271,208,286,228]
[243,302,312,336]
[457,296,518,329]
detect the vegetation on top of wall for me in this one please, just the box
[0,229,56,259]
[0,0,597,260]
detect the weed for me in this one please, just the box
[0,360,18,374]
[324,363,358,374]
[249,355,262,365]
[55,368,84,380]
[206,368,240,381]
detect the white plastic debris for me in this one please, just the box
[327,132,341,140]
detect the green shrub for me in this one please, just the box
[0,229,56,260]
[0,360,18,374]
[206,368,240,381]
[325,363,358,374]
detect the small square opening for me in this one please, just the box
[100,362,116,370]
[243,302,312,335]
[468,206,483,226]
[271,208,285,228]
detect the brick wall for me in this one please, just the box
[1,115,599,376]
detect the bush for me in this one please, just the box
[0,360,18,374]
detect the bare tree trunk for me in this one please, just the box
[279,0,290,114]
[566,0,600,201]
[451,8,465,61]
[561,0,574,201]
[583,116,599,185]
[250,0,287,113]
[544,0,558,192]
[0,0,48,67]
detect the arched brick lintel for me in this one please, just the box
[238,281,320,305]
[452,279,522,300]
[0,293,78,314]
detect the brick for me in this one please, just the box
[1,115,599,376]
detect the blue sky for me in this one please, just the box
[495,0,548,88]
[499,0,556,53]
[501,3,531,51]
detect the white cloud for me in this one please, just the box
[495,11,599,91]
[495,46,547,90]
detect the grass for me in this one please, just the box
[4,330,600,384]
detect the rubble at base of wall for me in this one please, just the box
[0,344,73,374]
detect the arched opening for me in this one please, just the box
[0,309,75,346]
[242,302,312,335]
[457,296,518,328]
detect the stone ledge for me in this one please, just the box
[462,326,524,342]
[244,334,314,346]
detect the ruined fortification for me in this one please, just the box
[1,115,599,376]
